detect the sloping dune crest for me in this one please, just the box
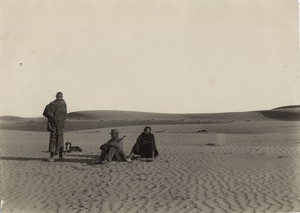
[260,105,300,121]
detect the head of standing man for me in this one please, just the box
[56,92,63,101]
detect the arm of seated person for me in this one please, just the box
[107,141,121,148]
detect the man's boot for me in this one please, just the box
[49,152,55,162]
[59,148,63,160]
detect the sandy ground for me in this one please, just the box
[1,120,300,212]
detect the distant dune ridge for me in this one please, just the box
[273,105,300,110]
[0,105,300,132]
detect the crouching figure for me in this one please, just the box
[98,129,129,164]
[127,126,159,162]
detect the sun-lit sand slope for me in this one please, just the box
[1,119,300,212]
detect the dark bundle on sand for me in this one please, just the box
[197,130,208,133]
[64,142,82,153]
[206,143,217,146]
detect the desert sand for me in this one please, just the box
[1,109,300,212]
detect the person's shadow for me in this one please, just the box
[0,153,99,164]
[128,156,155,162]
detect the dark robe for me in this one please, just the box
[131,133,159,158]
[48,99,67,128]
[43,99,67,154]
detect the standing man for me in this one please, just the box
[43,92,67,161]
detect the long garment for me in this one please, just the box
[44,99,67,154]
[131,133,159,158]
[100,138,127,162]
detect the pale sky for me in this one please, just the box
[0,0,299,117]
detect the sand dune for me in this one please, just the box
[261,107,300,121]
[1,119,300,212]
[1,105,300,132]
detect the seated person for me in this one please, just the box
[98,129,128,164]
[127,126,159,161]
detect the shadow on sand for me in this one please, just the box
[0,155,99,164]
[129,156,156,162]
[0,154,155,164]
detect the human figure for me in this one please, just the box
[127,126,158,161]
[98,129,128,164]
[43,92,67,161]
